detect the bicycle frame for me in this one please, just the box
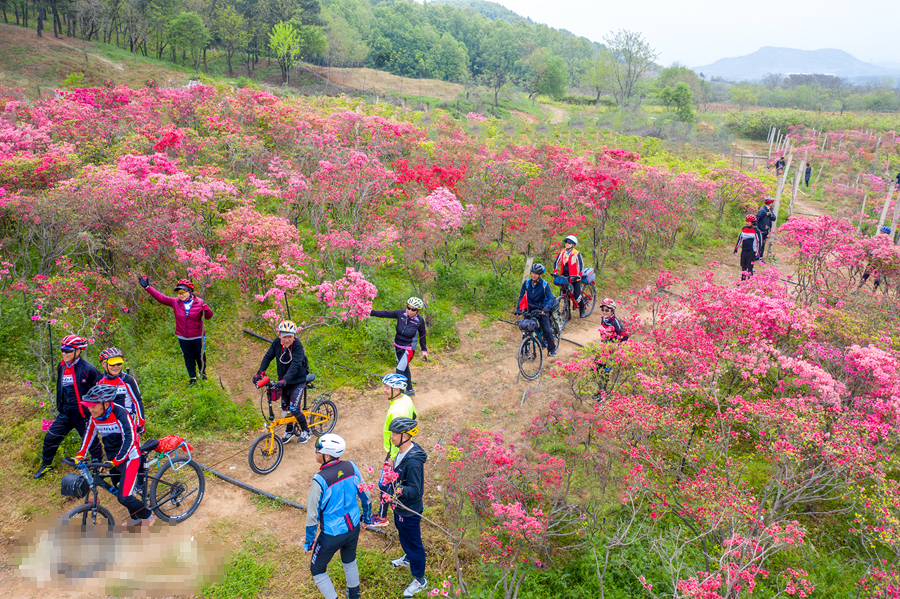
[259,382,331,439]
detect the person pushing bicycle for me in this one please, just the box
[552,235,586,317]
[517,263,558,357]
[74,384,154,526]
[253,320,313,445]
[304,434,372,599]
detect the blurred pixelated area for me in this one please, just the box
[13,516,228,596]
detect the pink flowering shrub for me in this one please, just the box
[312,268,378,323]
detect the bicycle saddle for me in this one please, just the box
[140,438,160,454]
[306,373,316,383]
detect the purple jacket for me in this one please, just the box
[144,285,213,338]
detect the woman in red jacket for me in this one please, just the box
[138,276,213,385]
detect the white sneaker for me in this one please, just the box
[297,430,312,444]
[281,430,296,444]
[391,554,410,568]
[403,578,428,597]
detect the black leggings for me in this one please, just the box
[280,385,310,432]
[740,250,756,280]
[178,337,207,379]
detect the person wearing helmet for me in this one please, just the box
[733,214,762,280]
[98,347,145,434]
[552,235,586,317]
[138,275,213,385]
[592,299,626,400]
[756,197,777,259]
[253,320,312,444]
[74,385,154,525]
[304,433,372,599]
[517,263,558,356]
[369,297,429,396]
[371,373,418,528]
[384,417,429,598]
[34,334,103,479]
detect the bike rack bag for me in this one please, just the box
[60,473,89,499]
[517,319,539,333]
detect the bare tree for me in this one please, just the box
[602,29,658,108]
[761,72,783,91]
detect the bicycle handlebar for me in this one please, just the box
[255,377,272,388]
[61,457,109,469]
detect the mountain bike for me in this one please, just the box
[248,375,337,475]
[60,438,205,526]
[511,308,561,380]
[554,268,597,330]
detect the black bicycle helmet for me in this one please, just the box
[388,417,419,436]
[80,384,120,405]
[530,263,545,275]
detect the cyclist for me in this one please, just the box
[552,235,586,317]
[97,347,145,433]
[385,417,429,598]
[593,299,627,400]
[370,298,429,396]
[517,263,558,357]
[253,320,313,445]
[34,334,102,479]
[371,373,417,528]
[138,276,213,386]
[756,197,777,259]
[304,434,372,599]
[733,214,761,280]
[74,384,154,526]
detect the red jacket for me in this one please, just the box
[552,249,584,278]
[144,285,213,338]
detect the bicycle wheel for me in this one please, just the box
[53,504,117,580]
[248,432,284,475]
[150,457,206,523]
[517,335,543,380]
[309,396,338,437]
[549,313,561,349]
[581,283,596,317]
[558,296,570,330]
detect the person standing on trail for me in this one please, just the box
[138,276,213,386]
[804,163,812,188]
[552,235,586,317]
[304,434,372,599]
[859,226,892,292]
[34,334,103,479]
[384,417,429,598]
[592,299,627,401]
[734,214,762,281]
[371,373,417,528]
[756,197,777,259]
[774,156,786,176]
[895,171,900,191]
[370,297,428,396]
[252,320,313,445]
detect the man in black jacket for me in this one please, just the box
[252,320,312,444]
[34,334,102,479]
[385,417,429,598]
[370,297,428,396]
[755,197,777,259]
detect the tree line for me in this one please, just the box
[728,73,900,113]
[0,0,667,108]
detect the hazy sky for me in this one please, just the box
[489,0,900,67]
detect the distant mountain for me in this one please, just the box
[695,47,900,83]
[431,0,535,24]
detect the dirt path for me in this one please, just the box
[541,103,569,124]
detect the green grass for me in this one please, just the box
[202,550,274,599]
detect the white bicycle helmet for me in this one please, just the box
[277,320,298,336]
[564,235,578,245]
[382,373,409,389]
[406,297,425,310]
[315,434,346,458]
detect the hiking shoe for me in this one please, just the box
[33,464,54,480]
[345,587,361,599]
[391,554,411,568]
[406,389,416,396]
[297,430,312,444]
[281,430,297,444]
[189,378,198,387]
[403,578,428,597]
[548,350,557,357]
[370,516,389,528]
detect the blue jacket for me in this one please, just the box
[518,278,556,312]
[305,460,372,546]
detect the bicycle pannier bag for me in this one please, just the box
[517,319,539,333]
[61,473,89,498]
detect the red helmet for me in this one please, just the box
[174,279,194,293]
[600,298,617,310]
[764,197,775,205]
[99,347,124,363]
[60,334,88,351]
[745,214,757,223]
